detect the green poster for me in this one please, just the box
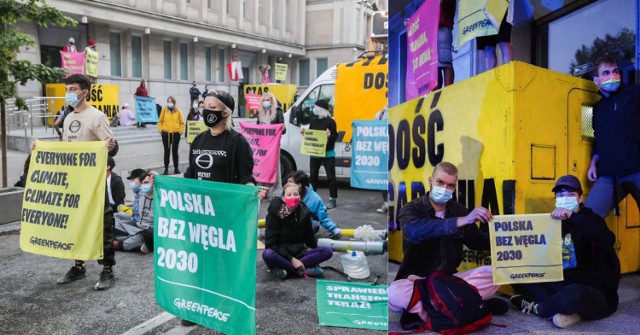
[154,176,259,335]
[316,280,388,331]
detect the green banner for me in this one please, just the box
[154,176,259,335]
[316,280,388,331]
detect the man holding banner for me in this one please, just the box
[509,175,621,329]
[389,162,507,321]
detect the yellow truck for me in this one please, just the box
[388,61,640,274]
[280,54,388,180]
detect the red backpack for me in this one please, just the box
[401,271,492,335]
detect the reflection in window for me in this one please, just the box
[581,105,594,142]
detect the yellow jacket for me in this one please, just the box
[158,107,185,134]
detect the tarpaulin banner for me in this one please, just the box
[60,51,85,76]
[20,141,107,260]
[85,50,99,77]
[405,0,439,101]
[489,214,563,285]
[316,280,388,331]
[275,63,288,81]
[154,176,259,335]
[134,96,158,123]
[239,122,284,184]
[457,0,508,47]
[186,120,209,144]
[350,120,388,191]
[243,84,298,114]
[300,129,328,156]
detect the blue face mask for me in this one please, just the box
[556,196,579,212]
[130,182,140,193]
[430,185,453,205]
[140,184,152,195]
[262,101,271,109]
[65,92,83,107]
[167,103,174,109]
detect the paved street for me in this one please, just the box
[0,131,388,335]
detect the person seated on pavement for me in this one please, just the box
[118,103,137,127]
[286,170,342,238]
[388,162,509,321]
[114,168,146,222]
[509,175,621,329]
[106,157,125,213]
[262,182,333,280]
[113,172,155,253]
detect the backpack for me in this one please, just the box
[401,271,492,335]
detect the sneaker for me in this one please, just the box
[303,266,324,278]
[94,270,115,291]
[140,243,150,254]
[56,266,86,284]
[273,268,288,280]
[552,313,582,328]
[485,297,509,315]
[327,198,336,209]
[509,295,539,315]
[163,168,169,175]
[376,203,388,213]
[174,168,181,175]
[181,319,197,326]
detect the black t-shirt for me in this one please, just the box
[189,131,229,182]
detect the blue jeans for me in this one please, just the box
[584,171,640,217]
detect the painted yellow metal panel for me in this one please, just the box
[388,61,640,274]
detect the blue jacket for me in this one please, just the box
[303,186,337,233]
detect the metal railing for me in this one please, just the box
[5,97,66,137]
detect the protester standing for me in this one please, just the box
[257,92,285,198]
[158,96,184,175]
[306,99,338,208]
[62,37,77,52]
[134,79,149,128]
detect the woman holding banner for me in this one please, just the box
[181,89,266,327]
[158,96,184,175]
[307,99,338,208]
[257,92,285,198]
[134,79,149,128]
[262,182,333,279]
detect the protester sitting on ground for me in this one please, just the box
[119,103,136,126]
[286,170,341,238]
[14,154,31,188]
[262,182,333,280]
[509,175,621,328]
[113,168,146,222]
[106,157,125,213]
[388,162,509,323]
[114,172,155,253]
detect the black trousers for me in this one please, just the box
[513,282,614,320]
[309,156,337,199]
[161,132,181,169]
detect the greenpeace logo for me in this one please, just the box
[510,272,546,279]
[173,298,230,322]
[353,320,387,327]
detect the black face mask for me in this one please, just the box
[202,109,225,128]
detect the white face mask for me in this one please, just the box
[556,196,579,212]
[193,102,198,109]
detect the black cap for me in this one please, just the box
[552,175,583,195]
[127,168,146,180]
[314,99,329,110]
[208,90,235,112]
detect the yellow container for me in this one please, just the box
[388,61,640,274]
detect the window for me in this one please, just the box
[316,58,328,77]
[217,48,225,82]
[163,40,172,80]
[226,0,230,15]
[299,59,310,86]
[131,35,142,78]
[187,0,192,4]
[208,0,212,9]
[205,47,212,82]
[180,43,188,80]
[109,32,121,76]
[243,0,247,18]
[298,84,336,124]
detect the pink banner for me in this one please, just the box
[245,94,261,111]
[239,122,284,184]
[60,51,85,76]
[405,0,439,101]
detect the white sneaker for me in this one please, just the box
[552,313,581,328]
[140,243,150,254]
[376,203,388,213]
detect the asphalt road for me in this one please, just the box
[0,181,388,335]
